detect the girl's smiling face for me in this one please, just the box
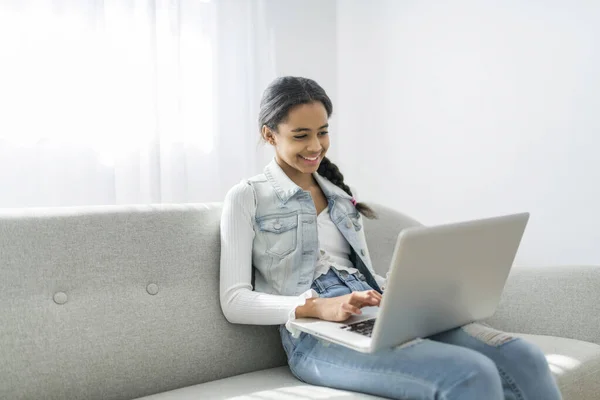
[262,101,330,180]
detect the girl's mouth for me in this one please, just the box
[299,154,321,165]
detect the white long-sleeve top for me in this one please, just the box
[312,206,358,280]
[219,183,386,331]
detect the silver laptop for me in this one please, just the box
[289,212,530,353]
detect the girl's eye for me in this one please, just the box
[293,132,328,139]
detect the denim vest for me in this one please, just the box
[247,159,382,297]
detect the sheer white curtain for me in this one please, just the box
[0,0,274,207]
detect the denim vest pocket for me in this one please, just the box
[349,213,362,231]
[258,213,298,258]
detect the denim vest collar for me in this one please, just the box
[264,159,352,204]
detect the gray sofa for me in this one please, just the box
[1,203,598,400]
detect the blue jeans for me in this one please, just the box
[280,268,562,400]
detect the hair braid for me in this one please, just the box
[317,157,377,219]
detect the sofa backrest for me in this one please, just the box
[0,202,421,400]
[363,203,423,277]
[0,204,286,400]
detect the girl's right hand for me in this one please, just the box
[297,290,382,322]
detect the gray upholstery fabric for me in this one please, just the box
[362,203,423,277]
[135,366,385,400]
[514,333,600,400]
[0,204,285,400]
[2,202,599,400]
[486,265,600,345]
[134,335,600,400]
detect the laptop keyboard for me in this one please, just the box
[341,319,376,337]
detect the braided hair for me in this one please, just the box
[259,76,377,219]
[316,157,376,219]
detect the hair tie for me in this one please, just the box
[351,197,357,206]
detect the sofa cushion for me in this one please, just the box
[513,333,600,400]
[137,334,600,400]
[134,366,385,400]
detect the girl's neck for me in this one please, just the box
[276,157,316,190]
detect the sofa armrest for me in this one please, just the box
[485,265,600,345]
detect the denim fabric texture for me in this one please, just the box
[280,269,563,400]
[247,159,382,296]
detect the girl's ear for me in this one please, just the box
[262,125,276,145]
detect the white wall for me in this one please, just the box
[253,0,339,166]
[265,0,337,103]
[336,0,600,266]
